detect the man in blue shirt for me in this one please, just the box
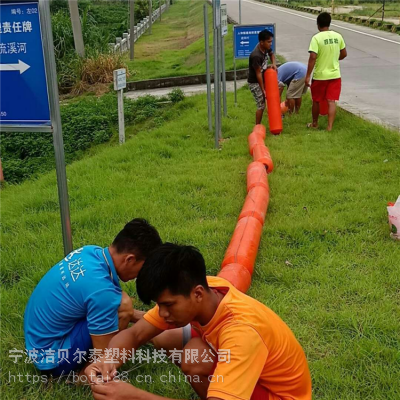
[24,218,161,377]
[278,61,308,113]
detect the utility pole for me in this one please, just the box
[160,0,162,22]
[68,0,85,57]
[149,0,152,34]
[239,0,242,24]
[382,0,385,22]
[130,0,135,60]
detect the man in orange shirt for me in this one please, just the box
[86,244,312,400]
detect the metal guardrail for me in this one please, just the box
[109,4,167,53]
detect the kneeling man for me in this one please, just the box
[87,243,312,400]
[24,218,161,376]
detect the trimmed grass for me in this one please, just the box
[1,88,400,400]
[125,0,249,81]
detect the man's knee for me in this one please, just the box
[181,338,216,377]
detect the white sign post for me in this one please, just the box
[221,4,228,36]
[113,68,127,145]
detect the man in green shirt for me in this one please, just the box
[305,12,347,131]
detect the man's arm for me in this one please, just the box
[92,380,224,400]
[86,318,163,383]
[132,309,146,323]
[91,333,118,353]
[339,48,347,60]
[270,52,277,70]
[255,65,265,93]
[305,52,317,87]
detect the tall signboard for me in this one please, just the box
[0,2,51,128]
[234,24,276,59]
[232,24,276,105]
[0,0,73,255]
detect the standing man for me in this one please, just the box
[24,218,162,377]
[278,61,308,113]
[248,29,277,124]
[305,12,347,131]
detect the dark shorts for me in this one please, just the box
[311,78,341,102]
[47,319,92,377]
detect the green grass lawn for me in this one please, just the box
[1,88,400,400]
[125,0,250,81]
[347,2,400,18]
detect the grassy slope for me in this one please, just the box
[125,0,249,81]
[1,87,400,399]
[289,0,400,18]
[347,2,400,18]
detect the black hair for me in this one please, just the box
[317,12,331,28]
[136,243,209,305]
[259,29,274,42]
[112,218,162,260]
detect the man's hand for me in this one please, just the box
[271,64,277,71]
[305,75,311,88]
[91,380,142,400]
[85,357,118,385]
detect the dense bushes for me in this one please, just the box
[50,0,168,92]
[0,91,184,184]
[52,5,123,92]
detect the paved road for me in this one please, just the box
[226,0,400,129]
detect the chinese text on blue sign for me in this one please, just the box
[0,1,51,126]
[234,24,276,59]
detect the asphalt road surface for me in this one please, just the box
[226,0,400,129]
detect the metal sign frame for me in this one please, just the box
[0,0,73,255]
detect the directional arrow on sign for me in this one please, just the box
[0,60,31,74]
[240,41,249,45]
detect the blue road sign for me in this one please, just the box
[0,1,51,126]
[234,24,276,59]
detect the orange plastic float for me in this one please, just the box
[217,100,276,293]
[253,144,274,173]
[247,161,269,192]
[280,101,289,115]
[221,216,263,275]
[252,124,266,139]
[264,69,283,135]
[239,186,270,225]
[218,263,252,293]
[248,131,265,155]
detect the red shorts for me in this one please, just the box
[190,329,281,400]
[311,78,341,102]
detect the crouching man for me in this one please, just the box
[278,61,308,113]
[86,243,312,400]
[24,218,162,377]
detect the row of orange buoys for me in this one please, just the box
[218,124,273,293]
